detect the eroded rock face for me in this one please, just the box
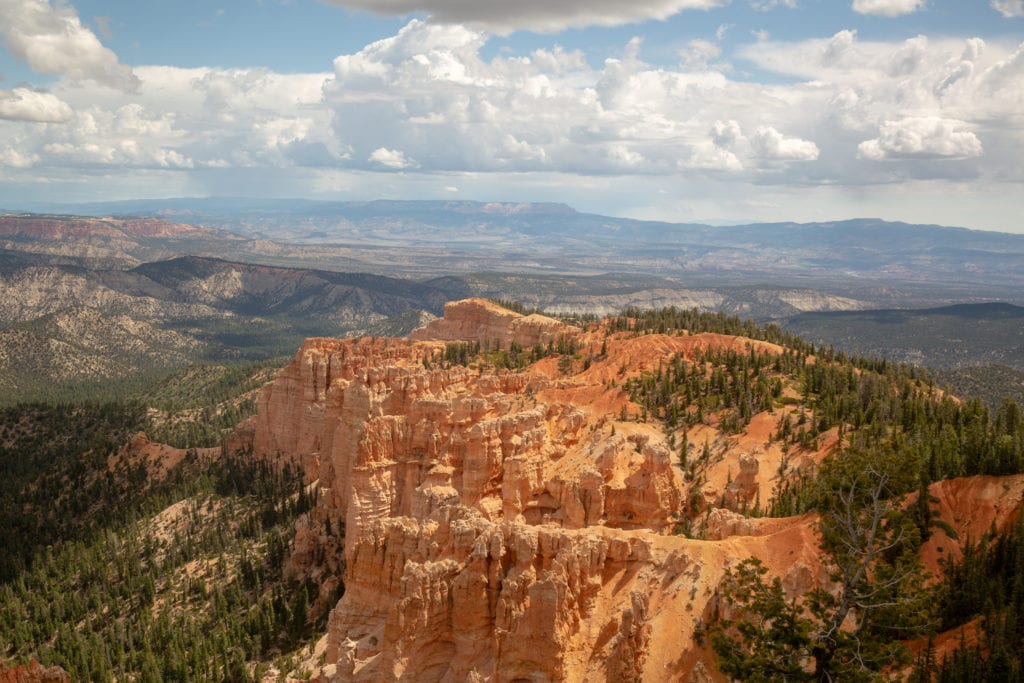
[722,452,760,511]
[247,300,829,681]
[409,298,570,348]
[0,661,71,683]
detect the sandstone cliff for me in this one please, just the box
[245,299,1024,681]
[244,301,843,680]
[409,298,570,348]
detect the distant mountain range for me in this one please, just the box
[10,199,1024,306]
[2,202,1023,404]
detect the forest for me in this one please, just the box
[0,358,342,680]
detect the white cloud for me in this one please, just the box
[607,144,645,167]
[711,120,743,149]
[822,29,857,66]
[324,21,817,175]
[16,95,199,169]
[858,117,983,159]
[0,88,73,122]
[687,142,743,170]
[369,147,417,169]
[851,0,926,17]
[499,135,547,163]
[0,146,40,168]
[321,0,727,34]
[750,126,819,160]
[888,35,928,76]
[0,0,138,90]
[679,39,722,69]
[992,0,1024,18]
[0,18,1020,216]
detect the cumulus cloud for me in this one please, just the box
[8,93,201,170]
[324,21,834,176]
[711,120,743,149]
[821,29,857,66]
[369,147,417,169]
[313,21,1024,183]
[750,126,820,160]
[851,0,926,17]
[888,35,928,76]
[679,39,722,70]
[0,0,138,90]
[321,0,726,34]
[0,146,40,168]
[687,142,743,170]
[858,117,983,160]
[992,0,1024,18]
[0,17,1021,202]
[0,87,73,122]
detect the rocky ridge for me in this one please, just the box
[238,299,1024,681]
[0,214,247,268]
[408,297,571,348]
[240,300,826,680]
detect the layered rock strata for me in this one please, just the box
[409,298,570,348]
[247,301,827,681]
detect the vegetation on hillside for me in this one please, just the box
[710,450,935,681]
[139,360,283,448]
[436,336,581,372]
[0,402,333,680]
[918,515,1024,680]
[933,364,1024,413]
[0,402,148,583]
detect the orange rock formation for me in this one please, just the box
[239,299,1023,681]
[408,298,570,348]
[0,661,70,683]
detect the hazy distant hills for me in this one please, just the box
[783,302,1024,370]
[130,255,456,323]
[22,199,1024,306]
[2,202,1024,405]
[0,255,458,327]
[451,272,869,319]
[0,212,250,268]
[783,303,1024,408]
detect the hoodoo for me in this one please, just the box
[240,300,824,680]
[237,299,1024,681]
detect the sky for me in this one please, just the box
[0,0,1022,232]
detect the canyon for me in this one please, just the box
[236,298,1021,681]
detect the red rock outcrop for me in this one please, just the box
[0,661,70,683]
[917,474,1024,574]
[110,432,220,473]
[409,298,570,348]
[242,300,844,680]
[0,214,220,240]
